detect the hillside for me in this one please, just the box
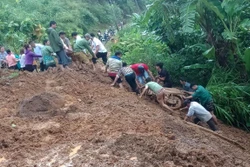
[0,67,249,166]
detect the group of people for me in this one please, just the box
[105,53,218,131]
[0,21,218,132]
[0,21,109,72]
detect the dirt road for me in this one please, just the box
[0,68,249,167]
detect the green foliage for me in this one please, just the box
[112,0,250,130]
[0,0,149,51]
[207,69,250,130]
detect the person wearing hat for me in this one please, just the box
[183,100,218,131]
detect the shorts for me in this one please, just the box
[108,72,122,83]
[56,49,69,66]
[74,52,90,63]
[92,52,108,65]
[8,65,18,70]
[25,64,35,72]
[204,101,214,112]
[194,117,217,131]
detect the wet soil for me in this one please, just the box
[0,67,249,167]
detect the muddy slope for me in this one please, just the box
[0,68,249,167]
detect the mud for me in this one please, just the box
[0,67,249,167]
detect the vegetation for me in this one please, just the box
[112,0,250,130]
[0,0,148,52]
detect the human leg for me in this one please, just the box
[205,101,218,125]
[25,65,34,72]
[125,73,139,94]
[56,50,69,69]
[156,91,174,112]
[206,118,218,131]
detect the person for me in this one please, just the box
[29,41,44,72]
[24,44,42,72]
[19,48,26,71]
[85,33,108,65]
[130,63,154,85]
[47,21,70,71]
[179,78,193,92]
[140,80,174,112]
[155,62,172,88]
[72,32,96,70]
[105,51,123,88]
[97,30,102,40]
[59,31,72,51]
[184,100,218,131]
[111,62,139,94]
[5,49,18,70]
[184,84,218,124]
[41,39,56,70]
[0,46,7,68]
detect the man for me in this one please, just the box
[47,21,71,71]
[130,63,154,85]
[105,51,123,88]
[184,100,218,131]
[155,62,172,88]
[29,41,44,71]
[179,78,193,92]
[140,81,174,112]
[184,84,218,124]
[72,32,96,70]
[0,46,7,68]
[85,33,108,65]
[111,62,139,94]
[59,31,72,51]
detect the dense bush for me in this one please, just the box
[112,0,250,130]
[0,0,149,51]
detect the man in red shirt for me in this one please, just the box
[130,63,154,85]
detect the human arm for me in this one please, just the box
[95,45,100,55]
[147,70,155,81]
[83,42,96,58]
[52,31,63,48]
[139,85,149,98]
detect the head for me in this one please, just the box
[84,33,91,40]
[6,49,11,55]
[20,48,25,55]
[122,62,127,67]
[24,44,32,51]
[183,100,191,108]
[43,39,50,46]
[179,77,186,85]
[145,77,152,83]
[155,62,163,72]
[29,41,36,48]
[190,84,198,90]
[90,33,95,38]
[0,46,5,53]
[115,51,122,57]
[72,32,78,40]
[49,21,57,28]
[59,31,66,39]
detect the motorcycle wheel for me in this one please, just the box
[164,95,182,110]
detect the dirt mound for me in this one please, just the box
[0,67,249,166]
[17,92,65,118]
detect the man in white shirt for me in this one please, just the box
[85,33,108,66]
[184,100,218,131]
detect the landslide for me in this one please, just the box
[0,67,249,167]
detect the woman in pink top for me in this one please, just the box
[6,50,18,70]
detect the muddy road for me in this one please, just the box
[0,68,249,167]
